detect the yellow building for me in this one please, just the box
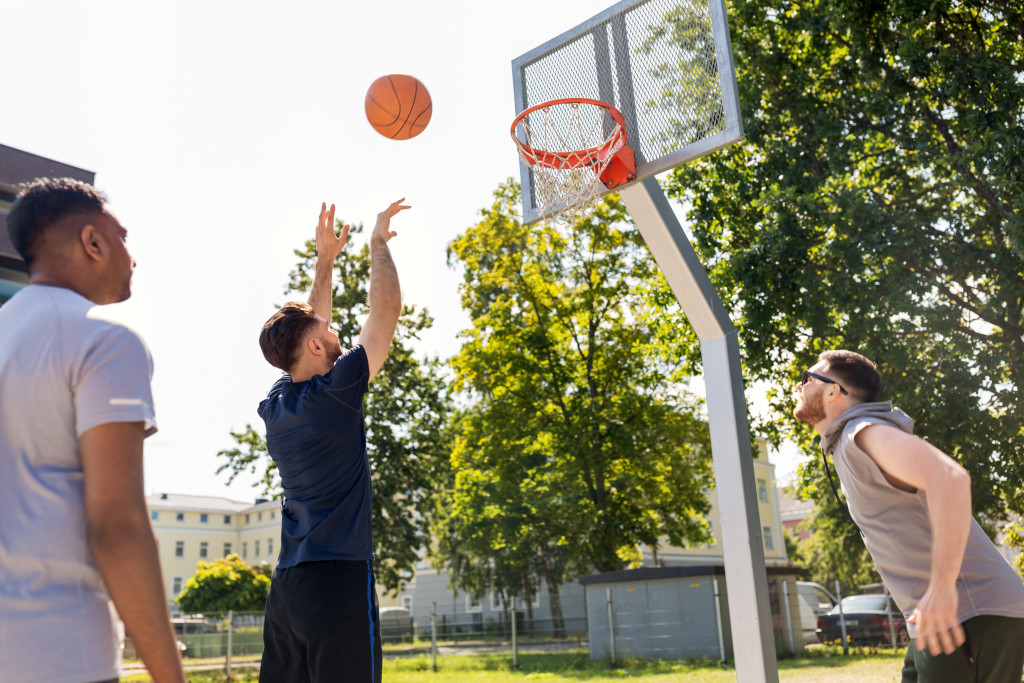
[646,438,788,566]
[147,493,282,611]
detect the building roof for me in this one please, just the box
[0,143,96,270]
[777,487,815,521]
[146,492,279,513]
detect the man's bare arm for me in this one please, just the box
[357,198,409,380]
[855,424,972,656]
[308,202,350,322]
[81,422,186,683]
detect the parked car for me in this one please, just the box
[797,581,836,644]
[816,593,909,646]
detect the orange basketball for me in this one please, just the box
[364,74,432,140]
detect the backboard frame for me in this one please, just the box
[512,0,743,224]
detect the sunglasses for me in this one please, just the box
[800,370,849,395]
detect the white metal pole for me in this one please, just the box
[431,601,438,672]
[835,581,848,654]
[225,610,233,678]
[606,588,616,665]
[620,178,779,683]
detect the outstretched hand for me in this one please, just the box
[372,198,411,244]
[315,202,349,263]
[907,582,965,656]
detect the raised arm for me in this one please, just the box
[81,422,186,683]
[308,202,350,322]
[854,424,972,656]
[357,198,409,381]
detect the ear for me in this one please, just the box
[306,335,324,357]
[79,223,105,262]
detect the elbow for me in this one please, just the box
[87,513,152,556]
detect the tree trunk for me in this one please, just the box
[546,579,567,638]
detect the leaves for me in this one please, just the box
[433,180,715,607]
[659,0,1024,532]
[175,554,271,613]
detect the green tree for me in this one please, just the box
[217,223,452,593]
[433,181,715,625]
[654,0,1024,551]
[176,555,270,613]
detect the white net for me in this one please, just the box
[513,100,624,225]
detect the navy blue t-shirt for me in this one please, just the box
[257,345,372,568]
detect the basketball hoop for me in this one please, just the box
[511,98,636,225]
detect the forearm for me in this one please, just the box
[308,257,335,322]
[925,467,972,587]
[89,516,185,683]
[367,235,402,321]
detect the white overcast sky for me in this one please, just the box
[1,0,800,502]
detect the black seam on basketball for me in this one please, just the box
[390,81,418,139]
[407,102,432,133]
[367,93,400,125]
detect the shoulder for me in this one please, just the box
[324,345,369,387]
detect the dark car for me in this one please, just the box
[816,593,909,646]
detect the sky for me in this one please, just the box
[1,0,802,502]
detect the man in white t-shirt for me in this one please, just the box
[0,178,185,683]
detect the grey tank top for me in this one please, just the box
[821,402,1024,638]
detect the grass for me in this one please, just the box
[122,649,909,682]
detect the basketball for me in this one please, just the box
[364,74,432,141]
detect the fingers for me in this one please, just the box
[328,204,336,233]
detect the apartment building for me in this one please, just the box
[147,493,281,611]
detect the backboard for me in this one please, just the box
[511,0,742,224]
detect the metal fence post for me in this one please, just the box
[511,601,518,669]
[224,610,233,679]
[835,580,848,654]
[713,577,726,663]
[606,588,616,665]
[431,601,438,672]
[782,581,794,655]
[884,585,897,651]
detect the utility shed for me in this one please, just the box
[579,564,803,662]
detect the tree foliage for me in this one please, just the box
[217,222,452,593]
[433,181,715,614]
[175,554,271,613]
[655,0,1024,546]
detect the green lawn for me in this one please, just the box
[125,650,911,682]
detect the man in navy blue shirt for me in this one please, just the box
[256,198,409,683]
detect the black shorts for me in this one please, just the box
[260,559,381,683]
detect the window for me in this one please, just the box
[172,576,183,595]
[466,595,482,613]
[151,511,158,521]
[175,541,184,558]
[707,519,717,548]
[200,513,208,524]
[757,479,769,503]
[491,592,503,611]
[268,539,274,556]
[242,542,247,559]
[224,543,232,557]
[224,515,231,524]
[400,595,413,611]
[254,540,260,557]
[258,512,263,521]
[245,514,250,524]
[271,510,276,519]
[762,525,775,551]
[176,512,184,522]
[199,542,208,559]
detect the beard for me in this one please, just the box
[793,391,826,425]
[323,336,343,366]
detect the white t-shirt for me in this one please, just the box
[0,285,157,683]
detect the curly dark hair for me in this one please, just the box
[6,177,107,268]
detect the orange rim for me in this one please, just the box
[511,98,628,170]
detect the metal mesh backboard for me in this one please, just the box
[512,0,742,224]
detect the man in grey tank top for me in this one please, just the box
[794,350,1024,682]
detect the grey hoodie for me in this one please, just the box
[820,401,1024,638]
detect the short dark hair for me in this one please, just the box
[819,350,882,403]
[260,302,319,372]
[6,177,107,268]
